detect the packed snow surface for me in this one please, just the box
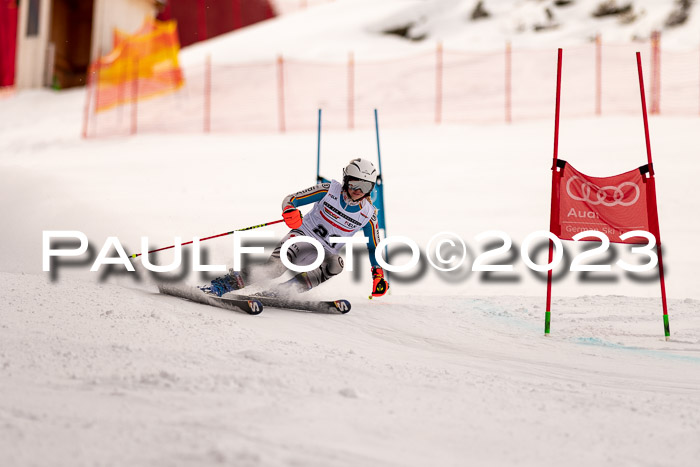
[2,1,700,465]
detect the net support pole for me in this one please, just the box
[130,58,139,136]
[316,108,322,181]
[636,51,670,340]
[505,41,512,123]
[118,46,128,124]
[204,54,212,133]
[595,34,602,116]
[545,48,563,336]
[93,51,103,135]
[277,55,286,133]
[81,65,94,139]
[435,41,443,124]
[348,52,354,130]
[650,31,661,114]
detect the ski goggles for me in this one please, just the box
[347,178,374,194]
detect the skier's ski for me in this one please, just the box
[157,283,263,315]
[227,293,351,314]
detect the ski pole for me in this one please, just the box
[129,219,285,259]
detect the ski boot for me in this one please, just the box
[202,269,245,297]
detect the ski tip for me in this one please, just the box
[333,300,351,314]
[246,300,264,315]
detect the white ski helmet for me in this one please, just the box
[343,158,378,183]
[342,158,378,196]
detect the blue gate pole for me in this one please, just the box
[374,109,384,175]
[374,109,389,284]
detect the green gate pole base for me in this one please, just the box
[664,314,670,341]
[544,311,551,336]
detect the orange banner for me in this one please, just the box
[92,17,184,113]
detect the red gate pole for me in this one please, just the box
[348,51,354,130]
[595,34,602,116]
[636,51,670,340]
[545,48,563,336]
[638,52,654,170]
[435,41,443,124]
[505,41,511,123]
[277,55,286,133]
[130,58,139,136]
[204,54,212,133]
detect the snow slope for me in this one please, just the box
[3,272,700,466]
[2,1,700,466]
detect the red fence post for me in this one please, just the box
[277,55,286,133]
[596,34,602,116]
[118,57,128,124]
[82,65,94,139]
[92,50,103,136]
[650,30,661,114]
[435,41,443,124]
[348,51,355,130]
[204,54,212,133]
[505,41,511,123]
[130,58,139,136]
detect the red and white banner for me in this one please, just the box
[549,161,660,243]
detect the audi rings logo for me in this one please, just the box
[565,176,640,207]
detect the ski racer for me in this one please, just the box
[206,158,389,299]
